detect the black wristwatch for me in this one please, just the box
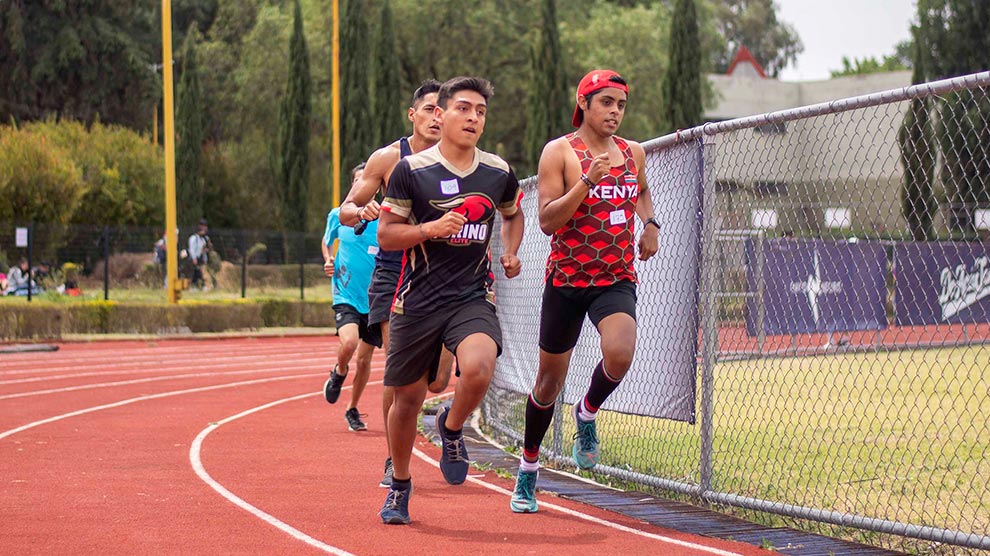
[645,217,660,231]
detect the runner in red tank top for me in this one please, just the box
[511,70,660,514]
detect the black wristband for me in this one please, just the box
[645,217,660,230]
[580,174,595,188]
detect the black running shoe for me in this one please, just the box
[436,406,470,485]
[323,366,345,404]
[379,483,412,525]
[344,407,367,431]
[379,457,393,488]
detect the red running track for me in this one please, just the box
[0,337,774,556]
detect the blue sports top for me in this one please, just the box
[323,208,379,313]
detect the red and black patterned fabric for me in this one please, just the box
[545,133,639,288]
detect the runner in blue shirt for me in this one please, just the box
[322,163,382,432]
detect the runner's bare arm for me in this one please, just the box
[339,146,398,226]
[630,142,659,261]
[536,139,605,235]
[498,208,524,278]
[377,210,467,251]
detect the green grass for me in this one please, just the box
[573,345,990,540]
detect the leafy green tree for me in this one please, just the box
[0,126,85,225]
[176,25,206,225]
[661,0,703,134]
[915,0,990,236]
[26,119,165,226]
[277,0,312,233]
[0,2,158,129]
[341,0,370,199]
[371,0,404,151]
[524,0,571,173]
[830,54,909,78]
[898,38,935,241]
[709,0,802,78]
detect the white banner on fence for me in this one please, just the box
[491,142,700,422]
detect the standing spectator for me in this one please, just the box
[187,219,211,291]
[153,231,167,287]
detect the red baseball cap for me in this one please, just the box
[572,69,629,127]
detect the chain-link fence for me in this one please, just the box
[485,71,990,554]
[0,223,328,301]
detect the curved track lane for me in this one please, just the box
[0,337,774,556]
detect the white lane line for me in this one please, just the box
[0,373,323,441]
[0,346,341,377]
[0,362,385,387]
[189,382,387,556]
[0,365,381,400]
[193,390,747,556]
[0,341,326,367]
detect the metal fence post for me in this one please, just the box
[26,222,33,303]
[755,230,766,355]
[698,137,720,496]
[550,387,565,459]
[241,232,248,299]
[298,233,305,300]
[103,226,110,301]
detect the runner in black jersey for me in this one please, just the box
[338,80,455,487]
[376,76,524,525]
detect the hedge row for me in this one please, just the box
[0,299,334,340]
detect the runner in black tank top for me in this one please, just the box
[336,80,452,489]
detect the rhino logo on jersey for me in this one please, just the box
[430,194,496,245]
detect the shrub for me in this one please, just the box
[0,126,85,225]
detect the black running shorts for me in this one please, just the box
[538,280,637,354]
[384,298,503,387]
[333,303,383,348]
[367,266,401,328]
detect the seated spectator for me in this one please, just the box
[6,258,39,296]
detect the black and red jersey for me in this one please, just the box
[545,132,639,288]
[381,145,522,316]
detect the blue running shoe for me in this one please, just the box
[572,403,599,470]
[436,406,470,485]
[510,469,538,513]
[379,485,412,525]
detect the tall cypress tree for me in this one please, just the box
[898,35,936,241]
[524,0,570,173]
[661,0,703,134]
[340,0,370,199]
[371,0,403,151]
[277,0,312,232]
[176,25,205,225]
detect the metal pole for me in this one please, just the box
[755,230,766,354]
[162,0,180,304]
[299,234,305,300]
[698,137,720,494]
[103,226,110,301]
[241,232,247,299]
[331,0,341,207]
[551,387,565,458]
[26,223,33,303]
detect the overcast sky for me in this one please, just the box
[775,0,916,81]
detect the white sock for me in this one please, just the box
[519,457,540,473]
[577,398,597,422]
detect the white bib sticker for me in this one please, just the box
[609,209,627,226]
[367,245,380,255]
[440,179,460,195]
